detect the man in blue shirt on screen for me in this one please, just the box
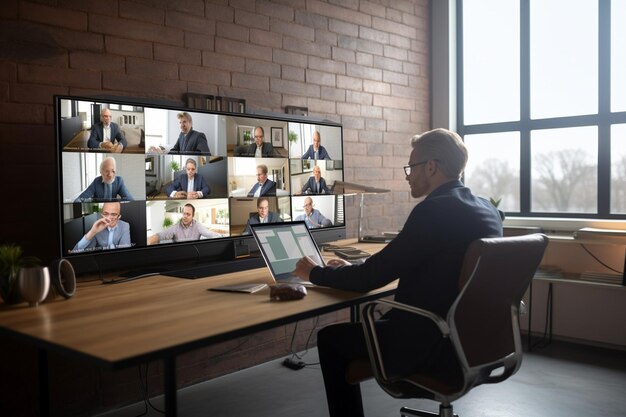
[295,196,332,228]
[72,202,131,253]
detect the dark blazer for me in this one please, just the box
[243,142,277,157]
[310,180,503,376]
[247,179,276,197]
[242,211,283,235]
[87,122,127,149]
[301,177,330,194]
[169,130,211,155]
[165,173,210,197]
[75,176,133,202]
[302,144,331,160]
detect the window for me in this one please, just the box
[459,0,626,218]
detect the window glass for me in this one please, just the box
[611,124,626,213]
[531,126,597,213]
[462,0,520,124]
[530,0,597,118]
[464,132,520,212]
[612,0,626,112]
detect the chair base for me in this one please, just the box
[400,404,458,417]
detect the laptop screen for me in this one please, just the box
[250,221,325,283]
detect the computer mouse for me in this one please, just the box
[269,283,307,301]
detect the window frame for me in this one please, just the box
[454,0,626,222]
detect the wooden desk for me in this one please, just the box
[0,240,393,416]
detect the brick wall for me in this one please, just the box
[0,0,429,415]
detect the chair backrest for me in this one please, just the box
[450,234,548,375]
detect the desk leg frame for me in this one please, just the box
[164,356,177,417]
[38,349,49,417]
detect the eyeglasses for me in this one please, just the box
[403,161,428,176]
[101,211,120,218]
[254,135,264,139]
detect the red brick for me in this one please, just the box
[232,72,269,91]
[166,10,215,35]
[295,9,328,29]
[0,62,17,82]
[0,0,18,18]
[179,64,230,86]
[120,0,165,25]
[127,57,178,80]
[257,0,294,21]
[321,86,345,102]
[337,102,360,116]
[70,52,125,71]
[347,64,382,82]
[207,3,234,23]
[167,0,204,15]
[374,55,403,72]
[90,14,184,46]
[0,102,47,124]
[201,51,245,72]
[229,0,255,12]
[359,1,385,18]
[19,64,101,89]
[305,69,335,87]
[49,27,104,53]
[105,36,153,59]
[250,28,283,48]
[185,32,215,51]
[155,44,201,65]
[271,19,314,42]
[0,83,9,102]
[20,1,87,31]
[270,78,319,98]
[281,65,305,81]
[363,79,390,94]
[307,0,371,26]
[215,38,272,62]
[283,37,330,59]
[103,72,186,98]
[245,59,280,78]
[332,47,356,64]
[216,21,249,42]
[372,16,416,39]
[272,49,307,68]
[11,83,68,104]
[235,9,269,30]
[336,75,362,91]
[59,0,119,15]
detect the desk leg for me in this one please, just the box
[350,304,360,322]
[38,349,49,417]
[164,356,177,417]
[527,280,533,351]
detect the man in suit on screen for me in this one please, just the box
[169,112,211,155]
[72,202,131,253]
[166,158,210,199]
[75,157,134,202]
[301,165,331,195]
[247,164,276,197]
[242,126,277,157]
[242,197,283,234]
[301,130,331,160]
[87,108,127,152]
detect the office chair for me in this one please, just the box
[357,233,548,417]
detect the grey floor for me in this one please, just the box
[99,340,626,417]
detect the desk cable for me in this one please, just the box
[579,243,623,274]
[284,316,321,369]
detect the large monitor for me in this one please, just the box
[55,95,346,276]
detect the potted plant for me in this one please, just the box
[170,160,180,181]
[288,130,298,144]
[0,244,39,304]
[163,217,173,229]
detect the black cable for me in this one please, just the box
[580,243,623,274]
[531,283,553,350]
[289,316,320,364]
[136,363,164,416]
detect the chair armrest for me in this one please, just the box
[360,299,449,383]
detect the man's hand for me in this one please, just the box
[188,191,199,199]
[85,217,110,240]
[293,256,319,281]
[100,142,114,150]
[174,191,187,199]
[326,258,352,268]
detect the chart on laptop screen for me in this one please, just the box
[252,222,324,276]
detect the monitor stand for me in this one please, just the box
[357,193,393,243]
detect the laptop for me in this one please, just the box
[250,221,325,286]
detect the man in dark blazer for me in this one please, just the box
[241,126,277,157]
[87,108,127,151]
[301,165,331,194]
[166,158,210,199]
[293,128,503,417]
[75,157,133,202]
[169,112,211,155]
[242,197,283,234]
[301,130,331,160]
[247,164,276,197]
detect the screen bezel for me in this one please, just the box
[54,95,346,275]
